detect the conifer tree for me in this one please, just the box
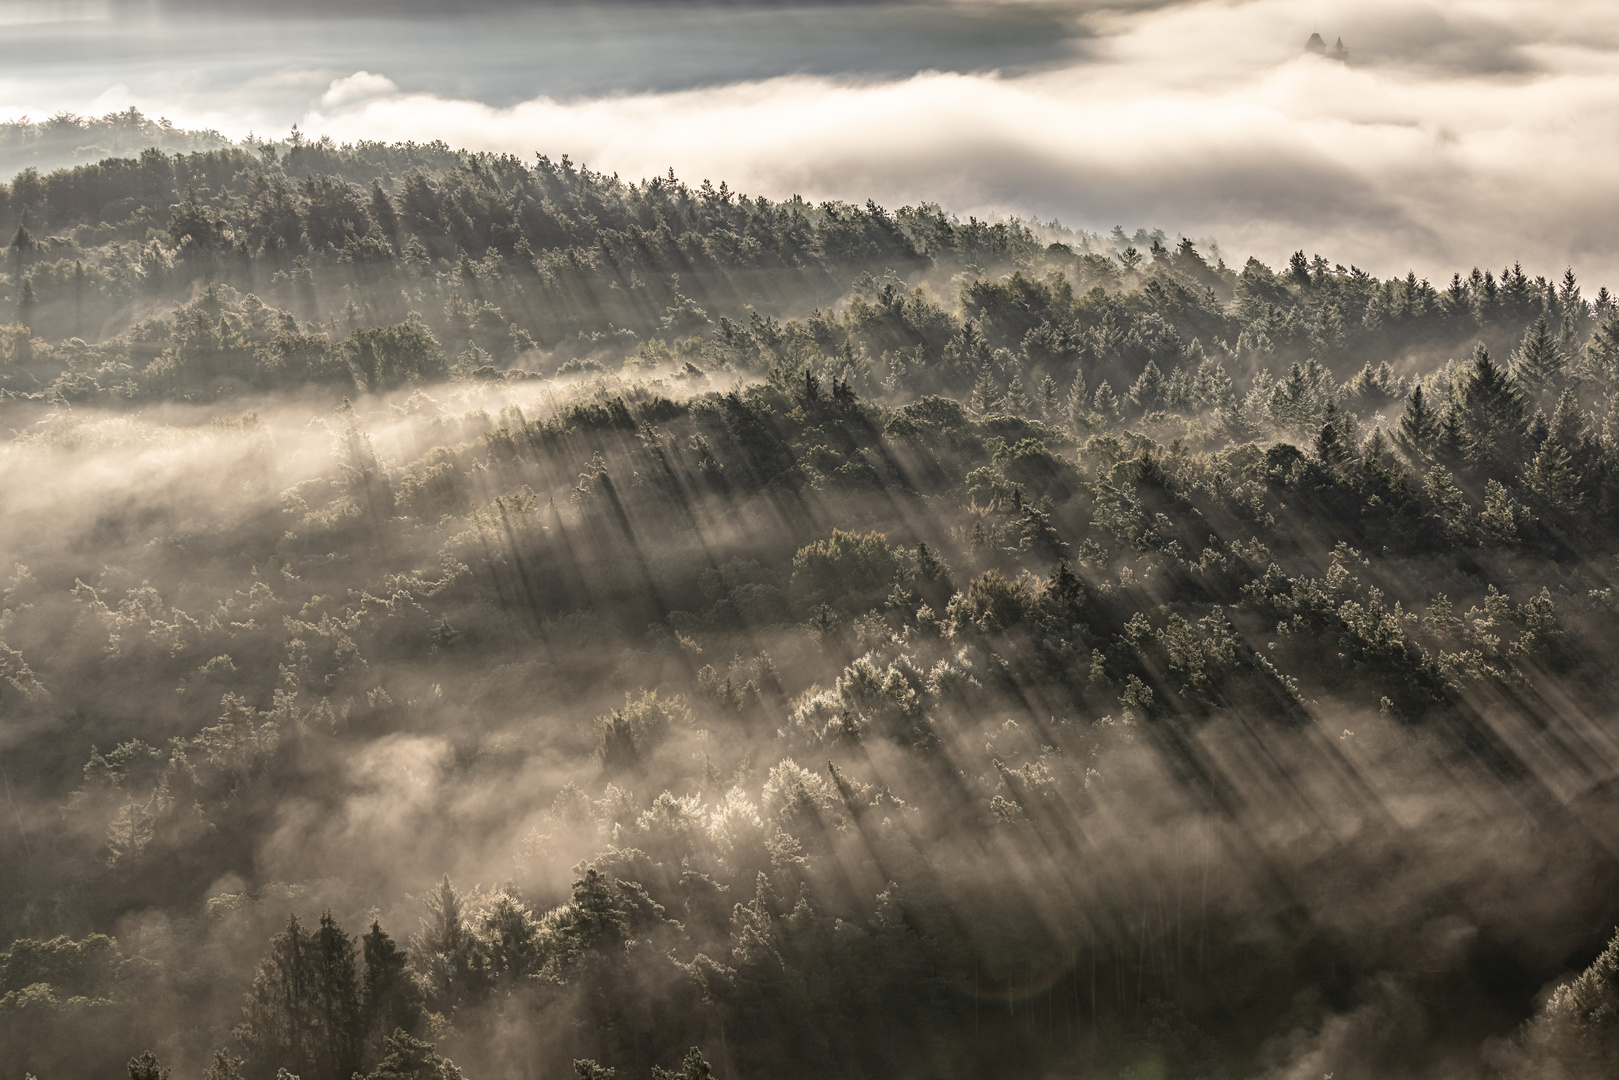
[1585,307,1619,378]
[1526,439,1582,511]
[1512,314,1565,397]
[1457,344,1527,474]
[1546,388,1588,455]
[1424,467,1476,545]
[1128,359,1165,413]
[369,179,400,242]
[970,361,1002,415]
[361,1030,464,1080]
[1092,380,1119,420]
[653,1047,715,1080]
[1036,374,1060,419]
[1217,397,1259,442]
[1315,403,1349,470]
[204,1051,246,1080]
[1064,370,1088,429]
[362,923,421,1063]
[1003,369,1031,415]
[313,913,364,1080]
[237,915,321,1080]
[128,1051,170,1080]
[1397,384,1440,457]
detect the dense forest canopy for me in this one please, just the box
[4,122,1619,1080]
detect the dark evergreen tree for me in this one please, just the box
[1456,344,1527,475]
[1512,314,1565,397]
[971,361,1002,415]
[128,1050,170,1080]
[1397,383,1440,457]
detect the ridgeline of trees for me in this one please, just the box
[4,129,1619,1080]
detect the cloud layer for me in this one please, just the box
[8,0,1619,282]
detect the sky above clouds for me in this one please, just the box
[4,0,1619,283]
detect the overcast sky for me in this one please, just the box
[4,0,1619,284]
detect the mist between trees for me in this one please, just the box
[4,125,1619,1080]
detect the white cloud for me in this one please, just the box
[9,0,1619,284]
[277,0,1619,283]
[320,70,400,109]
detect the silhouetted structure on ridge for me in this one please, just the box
[1305,32,1348,61]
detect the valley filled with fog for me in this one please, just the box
[4,3,1619,1080]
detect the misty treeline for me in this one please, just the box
[3,132,1619,1080]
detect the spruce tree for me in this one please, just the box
[313,913,364,1080]
[1128,359,1165,413]
[1511,314,1565,397]
[1546,388,1588,454]
[653,1048,715,1080]
[1397,384,1440,456]
[362,1030,464,1080]
[237,915,321,1080]
[1585,308,1619,378]
[369,179,400,242]
[203,1051,246,1080]
[362,922,420,1060]
[1092,380,1119,420]
[1036,374,1060,419]
[128,1051,170,1080]
[1527,440,1582,511]
[1003,369,1031,414]
[1457,344,1527,474]
[970,361,1002,415]
[1064,370,1088,429]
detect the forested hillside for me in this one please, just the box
[4,123,1619,1080]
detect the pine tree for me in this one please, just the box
[1064,370,1088,429]
[1480,478,1532,546]
[1036,374,1060,419]
[369,179,400,242]
[1092,380,1119,420]
[1457,344,1527,474]
[970,361,1002,415]
[1424,467,1476,545]
[362,923,421,1063]
[1315,403,1349,470]
[1003,368,1031,414]
[1195,356,1233,408]
[1511,314,1564,396]
[17,278,35,329]
[1546,388,1588,454]
[237,915,321,1080]
[1526,439,1582,511]
[1397,383,1440,457]
[413,877,473,1011]
[128,1051,170,1080]
[1557,312,1581,367]
[1216,397,1259,442]
[361,1030,464,1080]
[1435,403,1466,466]
[1586,307,1619,378]
[313,913,364,1080]
[653,1048,715,1080]
[1128,359,1165,413]
[203,1051,246,1080]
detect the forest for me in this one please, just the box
[3,111,1619,1080]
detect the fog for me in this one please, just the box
[6,4,1619,1078]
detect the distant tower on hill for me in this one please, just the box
[1304,32,1348,61]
